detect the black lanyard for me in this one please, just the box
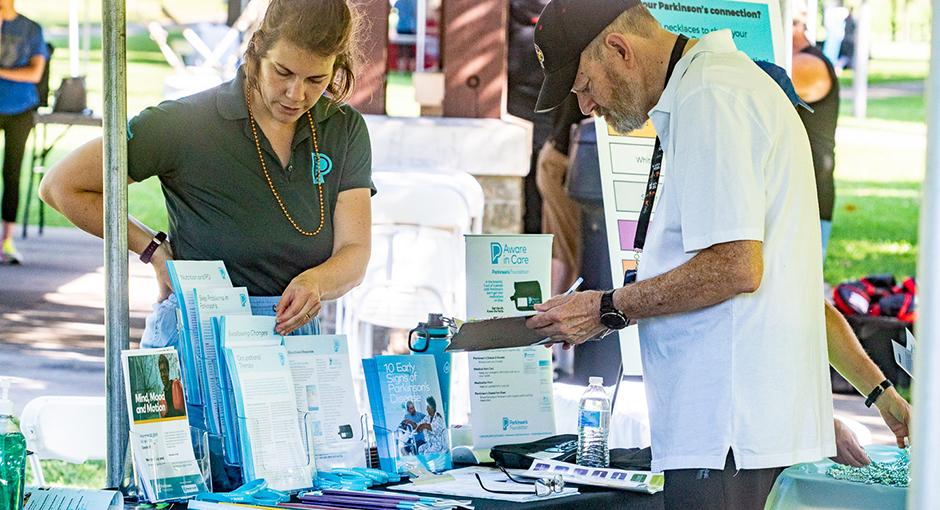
[632,34,689,252]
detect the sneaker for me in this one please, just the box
[2,238,22,265]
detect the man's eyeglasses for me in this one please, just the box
[474,466,566,498]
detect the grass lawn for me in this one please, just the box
[841,94,925,124]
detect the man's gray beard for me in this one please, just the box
[603,67,649,133]
[605,109,648,133]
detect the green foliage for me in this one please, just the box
[26,460,106,489]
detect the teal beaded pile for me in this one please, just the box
[826,448,911,488]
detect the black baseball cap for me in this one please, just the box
[534,0,641,112]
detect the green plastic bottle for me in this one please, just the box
[0,379,26,510]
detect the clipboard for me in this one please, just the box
[446,315,557,352]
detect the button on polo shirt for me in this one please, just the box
[127,67,375,296]
[636,30,835,472]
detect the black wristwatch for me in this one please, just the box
[599,290,629,330]
[865,379,893,408]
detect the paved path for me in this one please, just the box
[0,228,899,448]
[841,80,925,101]
[0,227,158,414]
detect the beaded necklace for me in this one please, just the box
[245,90,325,237]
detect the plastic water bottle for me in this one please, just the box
[577,376,610,467]
[0,379,27,510]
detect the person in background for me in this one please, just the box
[0,0,47,264]
[507,0,552,234]
[793,7,840,261]
[393,0,417,71]
[536,93,587,295]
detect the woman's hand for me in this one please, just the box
[276,271,322,335]
[876,387,912,448]
[831,418,871,467]
[150,243,174,301]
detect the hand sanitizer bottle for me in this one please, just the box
[0,379,27,510]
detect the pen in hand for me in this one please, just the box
[562,276,584,296]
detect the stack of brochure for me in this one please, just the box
[163,261,365,492]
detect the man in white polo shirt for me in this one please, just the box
[525,0,836,507]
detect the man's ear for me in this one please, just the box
[604,33,635,66]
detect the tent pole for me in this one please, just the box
[910,0,940,507]
[102,0,130,489]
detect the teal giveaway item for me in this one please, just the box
[313,467,401,491]
[765,445,908,510]
[827,447,910,487]
[408,314,457,421]
[194,479,290,505]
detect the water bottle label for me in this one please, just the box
[579,410,602,428]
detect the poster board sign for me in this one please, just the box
[597,0,784,375]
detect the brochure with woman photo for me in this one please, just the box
[122,348,208,502]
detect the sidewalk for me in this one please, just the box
[0,227,158,414]
[0,227,897,446]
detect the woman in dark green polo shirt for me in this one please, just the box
[40,0,373,341]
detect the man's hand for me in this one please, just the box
[276,271,322,335]
[832,418,871,467]
[150,243,174,301]
[876,388,912,448]
[526,290,607,348]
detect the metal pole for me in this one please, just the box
[102,0,130,489]
[69,0,80,77]
[910,1,940,505]
[82,0,92,75]
[853,0,871,118]
[806,0,818,45]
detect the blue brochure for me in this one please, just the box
[363,355,452,476]
[193,287,251,436]
[165,260,232,419]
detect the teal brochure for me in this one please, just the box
[363,355,452,476]
[193,287,251,436]
[215,315,280,466]
[165,260,233,416]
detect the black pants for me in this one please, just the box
[0,110,34,223]
[663,450,785,510]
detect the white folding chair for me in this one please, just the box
[19,396,107,487]
[337,171,483,416]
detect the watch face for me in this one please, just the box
[601,312,628,330]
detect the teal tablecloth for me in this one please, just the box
[765,445,907,510]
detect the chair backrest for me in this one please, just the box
[371,171,484,233]
[19,396,106,464]
[349,171,482,328]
